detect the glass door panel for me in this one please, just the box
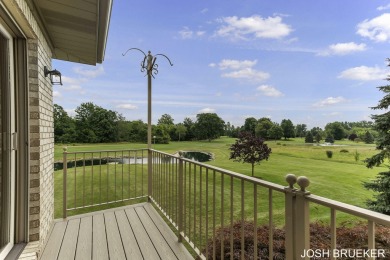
[0,26,15,258]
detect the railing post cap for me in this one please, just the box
[285,173,297,189]
[297,176,310,192]
[63,147,68,152]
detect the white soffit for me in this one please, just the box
[34,0,112,65]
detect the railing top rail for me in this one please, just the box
[151,149,286,192]
[307,194,390,226]
[63,148,149,155]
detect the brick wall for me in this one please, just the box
[7,0,55,255]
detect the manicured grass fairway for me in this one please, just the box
[54,137,383,226]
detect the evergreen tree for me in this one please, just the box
[305,132,314,143]
[364,65,390,215]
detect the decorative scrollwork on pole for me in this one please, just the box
[122,48,173,78]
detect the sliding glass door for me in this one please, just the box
[0,24,15,259]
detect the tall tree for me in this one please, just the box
[268,124,283,140]
[364,73,390,215]
[281,119,295,140]
[74,102,120,143]
[175,123,187,141]
[229,131,272,176]
[255,117,273,139]
[325,122,346,140]
[243,117,257,135]
[157,113,174,125]
[183,117,195,141]
[54,104,76,143]
[193,113,225,141]
[295,124,307,138]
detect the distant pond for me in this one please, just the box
[54,151,213,171]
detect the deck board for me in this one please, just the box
[92,214,109,260]
[125,207,161,259]
[40,203,193,260]
[57,218,80,260]
[115,210,143,259]
[40,221,67,260]
[75,216,92,260]
[135,207,178,259]
[104,211,126,259]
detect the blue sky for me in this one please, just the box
[53,0,390,128]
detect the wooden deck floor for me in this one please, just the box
[40,203,193,260]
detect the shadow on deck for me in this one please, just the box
[40,203,193,260]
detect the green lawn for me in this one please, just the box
[54,137,383,223]
[54,137,385,252]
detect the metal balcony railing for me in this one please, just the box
[62,148,390,260]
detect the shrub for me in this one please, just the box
[340,149,349,153]
[354,150,360,162]
[326,150,333,158]
[203,221,390,260]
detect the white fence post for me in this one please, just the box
[284,174,297,260]
[295,176,311,260]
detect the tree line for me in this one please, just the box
[54,103,225,144]
[54,102,376,144]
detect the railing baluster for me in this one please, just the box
[254,184,258,259]
[368,220,375,260]
[114,151,117,201]
[189,163,192,239]
[269,189,273,260]
[199,166,203,250]
[128,150,131,198]
[241,179,245,260]
[99,152,102,204]
[212,170,216,260]
[230,176,233,260]
[194,164,197,245]
[205,168,209,258]
[91,152,94,205]
[74,153,76,209]
[135,151,139,197]
[220,173,224,258]
[184,161,187,237]
[83,153,85,207]
[178,156,184,242]
[330,208,336,260]
[122,150,124,201]
[63,148,67,218]
[106,151,109,204]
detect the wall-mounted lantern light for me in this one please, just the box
[44,66,62,85]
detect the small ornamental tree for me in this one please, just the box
[229,131,272,177]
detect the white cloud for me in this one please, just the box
[256,85,283,97]
[65,109,76,117]
[201,8,208,14]
[213,59,270,83]
[357,13,390,42]
[323,112,341,117]
[338,66,387,81]
[198,107,215,113]
[222,68,270,82]
[318,42,367,56]
[53,91,62,98]
[377,4,390,11]
[178,27,205,39]
[216,15,292,40]
[218,59,257,70]
[74,66,104,78]
[116,104,138,110]
[313,97,347,107]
